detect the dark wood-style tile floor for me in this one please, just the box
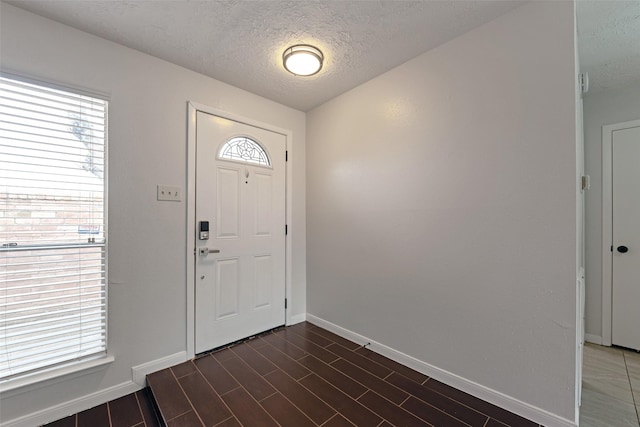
[45,322,543,427]
[44,388,161,427]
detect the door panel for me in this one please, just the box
[612,124,640,351]
[217,168,240,238]
[254,255,273,309]
[216,258,240,320]
[195,111,286,353]
[255,173,273,236]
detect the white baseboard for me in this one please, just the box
[289,313,307,325]
[2,351,191,427]
[1,381,141,427]
[131,351,187,386]
[306,314,577,427]
[584,334,602,345]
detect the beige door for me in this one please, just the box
[195,111,286,353]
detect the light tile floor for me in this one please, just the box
[580,343,640,427]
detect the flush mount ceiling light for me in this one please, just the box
[283,44,323,76]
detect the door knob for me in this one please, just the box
[617,246,629,253]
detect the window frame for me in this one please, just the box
[0,71,111,391]
[217,135,272,168]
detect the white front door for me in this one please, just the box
[195,111,286,353]
[612,123,640,351]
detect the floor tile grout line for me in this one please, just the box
[296,325,395,378]
[304,325,362,352]
[254,380,313,425]
[302,323,502,423]
[133,390,149,427]
[324,355,409,403]
[163,409,193,425]
[419,375,526,423]
[488,418,510,427]
[399,395,411,406]
[408,364,530,424]
[293,368,377,422]
[306,322,425,380]
[581,344,640,427]
[191,353,241,404]
[216,355,276,421]
[388,371,489,426]
[169,364,207,427]
[266,350,395,427]
[287,323,336,349]
[580,385,640,426]
[212,415,237,427]
[355,389,368,401]
[217,348,279,399]
[298,371,313,381]
[251,337,315,381]
[106,398,113,427]
[219,384,242,397]
[257,390,279,403]
[213,352,284,426]
[284,324,365,363]
[300,324,502,424]
[186,355,251,427]
[291,339,489,426]
[326,341,393,378]
[623,351,640,424]
[223,381,280,426]
[317,413,355,427]
[230,341,282,377]
[356,389,435,427]
[148,368,195,424]
[331,341,389,367]
[280,331,341,364]
[397,388,476,427]
[300,353,370,400]
[261,362,339,425]
[263,328,314,361]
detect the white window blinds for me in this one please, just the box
[0,75,107,380]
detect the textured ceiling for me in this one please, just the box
[4,1,639,109]
[577,0,640,94]
[4,0,524,111]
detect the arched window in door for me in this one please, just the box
[218,136,270,167]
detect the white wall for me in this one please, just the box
[583,82,640,341]
[306,1,578,423]
[0,4,306,423]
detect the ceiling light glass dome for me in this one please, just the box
[283,45,323,76]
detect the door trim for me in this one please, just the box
[186,101,293,358]
[601,118,640,346]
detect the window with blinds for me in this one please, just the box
[0,75,107,380]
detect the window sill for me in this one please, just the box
[0,355,114,398]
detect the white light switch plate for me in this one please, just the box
[157,185,182,202]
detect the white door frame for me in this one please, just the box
[186,101,294,358]
[601,118,640,346]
